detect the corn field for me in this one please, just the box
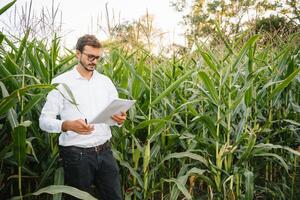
[1,1,300,200]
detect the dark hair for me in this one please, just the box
[75,34,101,52]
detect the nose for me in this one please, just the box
[90,58,97,64]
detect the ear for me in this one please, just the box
[76,50,81,59]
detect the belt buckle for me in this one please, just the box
[94,145,101,152]
[94,141,109,152]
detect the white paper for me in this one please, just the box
[89,98,136,125]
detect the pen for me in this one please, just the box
[85,118,88,124]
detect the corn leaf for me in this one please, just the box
[53,167,64,200]
[244,170,254,200]
[199,71,218,102]
[11,185,97,200]
[12,125,27,166]
[150,70,194,106]
[270,68,300,98]
[0,0,16,15]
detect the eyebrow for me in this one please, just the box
[82,52,100,57]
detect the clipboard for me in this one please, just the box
[89,98,136,125]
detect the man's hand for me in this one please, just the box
[62,119,94,134]
[111,112,127,125]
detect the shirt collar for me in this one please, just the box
[72,66,83,79]
[72,66,99,80]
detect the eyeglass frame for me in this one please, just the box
[81,52,102,62]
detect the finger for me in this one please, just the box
[77,119,89,128]
[78,119,87,124]
[87,124,94,129]
[112,118,122,124]
[113,115,126,120]
[112,115,122,121]
[114,118,124,123]
[78,125,94,133]
[121,112,127,116]
[82,125,94,131]
[120,112,127,119]
[77,129,92,134]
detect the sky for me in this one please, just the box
[1,0,188,49]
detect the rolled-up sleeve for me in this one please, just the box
[39,83,63,133]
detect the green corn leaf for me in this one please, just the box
[0,84,56,116]
[59,83,78,105]
[16,30,30,64]
[177,92,198,116]
[150,70,193,106]
[53,167,64,200]
[167,167,210,200]
[27,44,45,80]
[37,47,51,82]
[118,160,143,188]
[232,35,259,70]
[133,147,141,169]
[199,51,220,77]
[12,125,27,166]
[192,116,217,139]
[0,57,20,89]
[188,167,214,187]
[164,177,192,200]
[143,141,150,174]
[244,170,254,200]
[0,81,19,128]
[54,54,76,71]
[11,185,97,200]
[160,152,208,167]
[0,0,16,15]
[283,119,300,127]
[199,71,218,102]
[50,34,60,71]
[38,153,59,188]
[0,95,18,121]
[0,143,12,161]
[25,137,39,163]
[270,68,300,98]
[0,32,4,45]
[118,52,150,91]
[133,118,175,131]
[237,132,256,166]
[4,35,17,52]
[1,74,41,84]
[254,143,300,157]
[247,41,255,74]
[244,86,253,107]
[169,165,189,200]
[150,144,160,163]
[254,153,289,172]
[20,94,46,116]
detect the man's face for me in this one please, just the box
[77,45,101,72]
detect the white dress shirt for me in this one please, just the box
[39,67,118,147]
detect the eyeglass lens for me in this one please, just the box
[82,52,100,61]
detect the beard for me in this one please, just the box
[79,60,95,72]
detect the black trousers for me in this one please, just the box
[59,143,122,200]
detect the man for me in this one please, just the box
[39,34,125,200]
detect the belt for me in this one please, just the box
[91,141,111,152]
[60,141,111,153]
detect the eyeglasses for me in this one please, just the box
[81,52,101,62]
